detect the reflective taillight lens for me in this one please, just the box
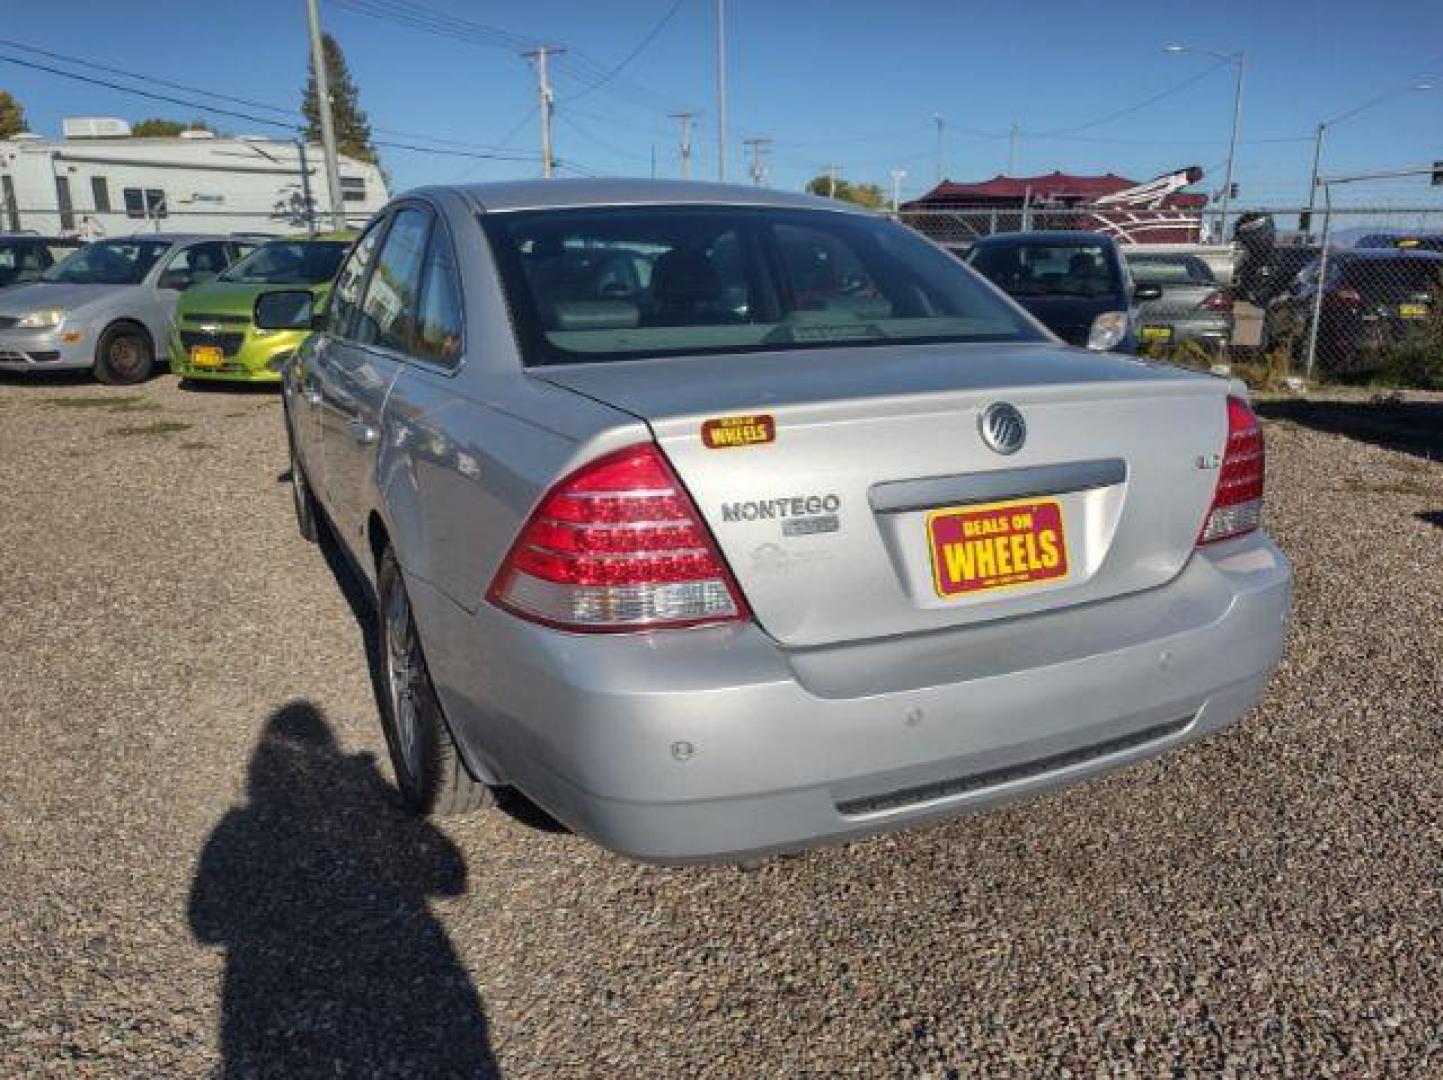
[487,444,747,631]
[1198,396,1265,545]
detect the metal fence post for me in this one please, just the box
[1303,183,1333,380]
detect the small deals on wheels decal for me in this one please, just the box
[928,499,1069,598]
[701,414,775,449]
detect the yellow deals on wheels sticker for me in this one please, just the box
[701,414,776,449]
[928,498,1069,598]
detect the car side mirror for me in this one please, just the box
[158,270,193,291]
[254,289,316,331]
[1133,283,1163,302]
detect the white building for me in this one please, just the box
[0,118,389,237]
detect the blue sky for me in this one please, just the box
[3,0,1441,206]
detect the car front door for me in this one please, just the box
[291,216,389,504]
[317,204,432,557]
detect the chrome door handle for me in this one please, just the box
[349,419,378,446]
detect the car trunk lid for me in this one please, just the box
[536,342,1230,648]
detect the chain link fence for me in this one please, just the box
[899,204,1443,386]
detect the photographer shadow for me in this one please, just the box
[189,702,499,1077]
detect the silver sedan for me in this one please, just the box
[260,180,1291,864]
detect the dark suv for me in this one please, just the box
[966,231,1156,352]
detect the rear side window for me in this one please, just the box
[413,224,464,367]
[330,218,388,339]
[355,206,431,352]
[483,205,1041,365]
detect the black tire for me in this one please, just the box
[377,547,493,816]
[285,413,321,543]
[93,324,154,385]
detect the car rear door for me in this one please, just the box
[316,204,432,553]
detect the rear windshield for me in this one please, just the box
[1127,255,1215,285]
[41,240,169,285]
[482,206,1042,365]
[969,241,1121,298]
[220,240,350,285]
[1338,258,1443,294]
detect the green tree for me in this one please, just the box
[301,33,378,165]
[805,174,888,210]
[131,118,214,138]
[0,90,26,139]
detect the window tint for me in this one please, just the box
[330,218,389,339]
[355,207,431,352]
[484,206,1041,365]
[971,242,1120,298]
[413,225,464,366]
[42,240,168,285]
[164,242,233,285]
[221,240,351,285]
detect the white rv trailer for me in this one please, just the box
[0,119,388,238]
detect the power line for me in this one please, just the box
[556,0,688,104]
[1024,58,1231,139]
[0,36,540,158]
[0,51,542,162]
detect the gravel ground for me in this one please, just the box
[1,375,1440,1078]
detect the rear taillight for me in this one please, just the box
[1201,288,1233,313]
[487,443,748,632]
[1198,396,1265,545]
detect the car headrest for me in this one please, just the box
[553,300,641,332]
[651,248,721,307]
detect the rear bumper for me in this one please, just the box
[1139,316,1234,345]
[411,531,1292,863]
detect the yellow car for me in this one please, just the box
[170,232,355,383]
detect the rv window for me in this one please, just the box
[91,177,112,214]
[123,188,168,219]
[341,176,367,202]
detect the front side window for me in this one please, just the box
[483,206,1041,366]
[41,240,169,285]
[355,207,431,352]
[971,241,1121,298]
[0,242,44,286]
[220,240,351,285]
[161,242,233,288]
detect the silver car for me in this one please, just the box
[0,234,251,383]
[261,181,1291,864]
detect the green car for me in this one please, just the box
[169,232,356,383]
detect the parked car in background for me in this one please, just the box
[966,231,1158,352]
[169,232,356,384]
[1355,232,1443,254]
[262,180,1290,864]
[1124,251,1234,352]
[0,234,252,383]
[1264,248,1443,375]
[0,235,83,290]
